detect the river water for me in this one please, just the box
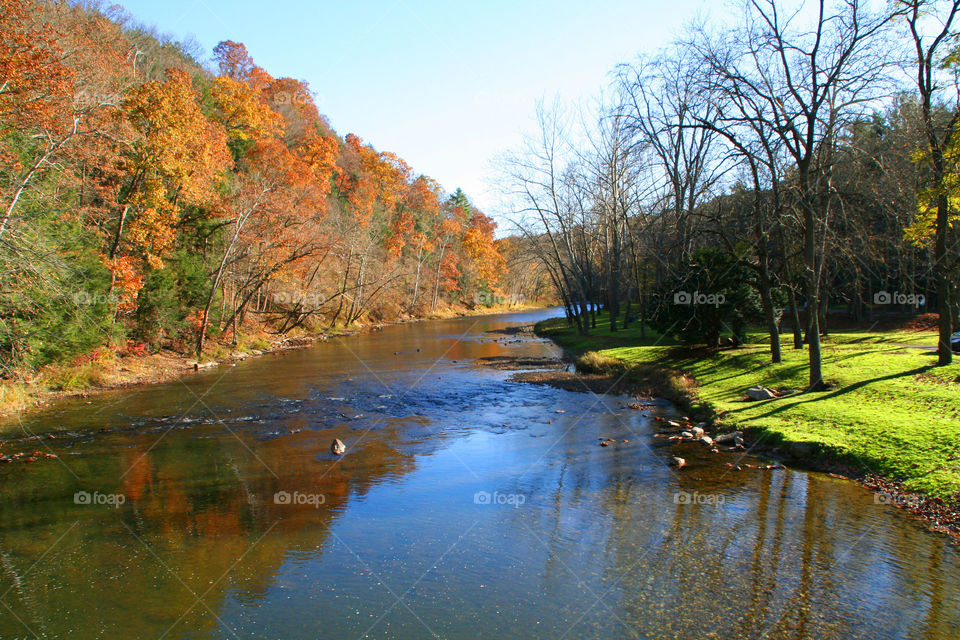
[0,308,956,639]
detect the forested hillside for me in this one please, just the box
[0,0,539,377]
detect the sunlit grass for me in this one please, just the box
[538,313,960,502]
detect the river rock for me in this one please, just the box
[681,431,693,439]
[690,426,705,438]
[331,439,346,455]
[746,386,776,401]
[715,431,743,445]
[670,456,686,468]
[699,435,715,447]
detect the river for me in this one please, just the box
[0,307,956,639]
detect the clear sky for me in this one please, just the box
[116,0,713,223]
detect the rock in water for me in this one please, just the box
[331,439,346,455]
[670,456,686,468]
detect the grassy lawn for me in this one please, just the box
[537,312,960,503]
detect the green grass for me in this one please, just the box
[538,313,960,503]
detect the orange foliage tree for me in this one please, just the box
[115,68,231,272]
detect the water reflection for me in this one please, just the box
[0,309,957,639]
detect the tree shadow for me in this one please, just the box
[729,363,935,421]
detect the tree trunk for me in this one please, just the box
[934,189,953,365]
[803,191,825,391]
[759,269,781,363]
[432,244,446,312]
[789,285,804,350]
[411,243,423,311]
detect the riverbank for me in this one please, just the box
[0,303,546,422]
[535,312,960,539]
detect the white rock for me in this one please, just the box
[746,386,775,401]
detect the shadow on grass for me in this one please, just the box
[728,364,935,421]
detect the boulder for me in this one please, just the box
[746,386,776,401]
[690,426,705,438]
[699,435,715,447]
[331,439,346,455]
[714,431,743,445]
[670,456,686,468]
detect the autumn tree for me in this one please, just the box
[897,0,960,365]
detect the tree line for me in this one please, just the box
[503,0,960,391]
[0,0,539,373]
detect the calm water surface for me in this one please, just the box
[0,308,957,639]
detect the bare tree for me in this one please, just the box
[695,0,893,390]
[501,103,598,335]
[897,0,960,365]
[616,49,724,267]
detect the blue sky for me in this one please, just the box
[117,0,712,222]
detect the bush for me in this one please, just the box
[648,248,762,348]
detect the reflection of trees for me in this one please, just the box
[2,378,959,639]
[505,430,960,640]
[0,425,418,639]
